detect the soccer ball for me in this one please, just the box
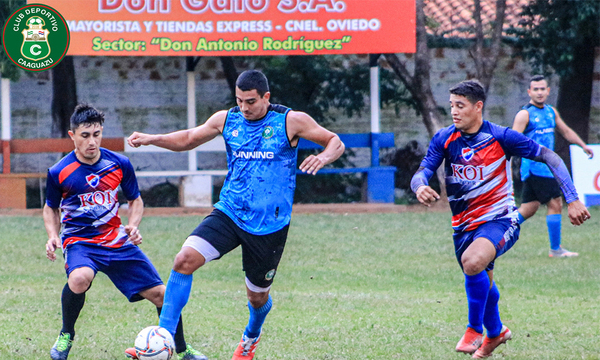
[134,326,175,360]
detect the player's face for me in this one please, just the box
[235,87,270,120]
[527,80,550,106]
[449,94,483,134]
[69,123,103,164]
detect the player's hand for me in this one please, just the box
[125,225,143,245]
[127,132,151,148]
[567,200,591,225]
[415,185,440,207]
[583,145,594,159]
[299,154,326,175]
[46,237,61,261]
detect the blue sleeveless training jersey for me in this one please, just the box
[45,148,141,249]
[214,104,298,235]
[519,103,556,180]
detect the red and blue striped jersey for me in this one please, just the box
[45,148,140,249]
[420,121,540,232]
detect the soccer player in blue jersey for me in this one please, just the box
[127,69,345,359]
[513,75,594,258]
[44,104,206,360]
[411,80,590,358]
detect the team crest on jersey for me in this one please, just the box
[462,148,475,161]
[232,129,239,137]
[85,174,100,188]
[262,126,274,139]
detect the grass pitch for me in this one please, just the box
[1,209,599,359]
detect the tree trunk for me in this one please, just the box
[219,57,238,98]
[555,38,595,170]
[51,56,77,138]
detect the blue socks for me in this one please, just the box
[159,270,193,336]
[464,272,490,334]
[546,214,562,250]
[483,281,502,338]
[244,295,272,339]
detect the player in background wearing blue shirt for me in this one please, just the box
[44,104,206,360]
[513,75,594,258]
[411,80,590,358]
[127,70,345,360]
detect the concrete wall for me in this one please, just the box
[2,47,599,176]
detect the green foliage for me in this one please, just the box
[510,0,600,76]
[2,210,600,359]
[0,0,25,80]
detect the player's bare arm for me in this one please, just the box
[554,110,594,158]
[43,205,61,261]
[287,111,345,175]
[125,196,144,245]
[127,110,226,151]
[512,109,530,133]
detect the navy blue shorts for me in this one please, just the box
[453,218,520,271]
[522,174,562,204]
[190,209,289,289]
[64,242,163,302]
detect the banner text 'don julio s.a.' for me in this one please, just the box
[31,0,415,56]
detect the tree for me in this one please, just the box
[0,0,25,81]
[513,0,600,164]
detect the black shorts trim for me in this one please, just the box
[190,209,289,288]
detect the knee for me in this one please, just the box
[68,274,92,294]
[172,248,204,274]
[462,257,485,276]
[247,292,269,309]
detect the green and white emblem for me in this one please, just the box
[262,126,274,139]
[265,269,276,281]
[21,16,50,61]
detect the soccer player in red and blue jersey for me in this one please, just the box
[411,80,590,358]
[44,104,206,360]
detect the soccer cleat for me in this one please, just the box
[232,333,261,360]
[455,327,483,354]
[179,345,209,360]
[50,333,73,360]
[472,326,512,358]
[549,247,579,258]
[124,347,138,359]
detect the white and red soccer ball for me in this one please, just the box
[134,326,175,360]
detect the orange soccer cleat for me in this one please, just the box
[472,326,512,358]
[455,327,483,354]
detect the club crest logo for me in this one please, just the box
[462,148,474,161]
[262,126,274,139]
[86,174,100,188]
[2,4,69,72]
[265,269,276,281]
[232,129,239,137]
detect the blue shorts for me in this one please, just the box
[453,218,520,271]
[64,242,163,302]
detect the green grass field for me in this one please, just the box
[1,209,600,359]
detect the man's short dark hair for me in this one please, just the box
[530,74,546,83]
[236,70,269,97]
[449,80,486,104]
[70,103,105,131]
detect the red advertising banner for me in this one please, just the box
[30,0,415,56]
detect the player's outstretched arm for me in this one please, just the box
[288,111,345,175]
[43,205,61,261]
[127,111,227,152]
[125,196,144,245]
[554,110,594,159]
